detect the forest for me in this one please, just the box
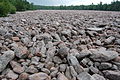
[0,0,35,17]
[36,1,120,11]
[0,0,120,17]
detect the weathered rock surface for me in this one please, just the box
[0,50,14,72]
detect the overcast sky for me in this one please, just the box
[27,0,117,6]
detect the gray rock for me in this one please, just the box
[77,72,95,80]
[89,66,99,74]
[0,50,14,72]
[86,31,97,37]
[50,69,58,77]
[53,56,62,64]
[29,72,50,80]
[37,33,52,44]
[115,39,120,45]
[92,74,105,80]
[0,28,7,36]
[104,36,115,44]
[45,62,54,70]
[69,66,77,78]
[61,29,71,37]
[41,68,50,74]
[90,48,119,61]
[99,62,112,70]
[10,61,24,74]
[57,73,69,80]
[26,65,38,73]
[21,37,31,46]
[6,70,18,79]
[31,56,40,65]
[67,55,84,74]
[95,40,102,46]
[58,47,69,58]
[59,64,67,72]
[103,70,120,80]
[46,47,56,62]
[77,50,91,59]
[15,45,29,58]
[65,66,72,79]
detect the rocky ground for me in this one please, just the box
[0,10,120,80]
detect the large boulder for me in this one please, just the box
[0,50,15,72]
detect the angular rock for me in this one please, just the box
[0,50,15,72]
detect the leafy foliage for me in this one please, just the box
[0,0,35,17]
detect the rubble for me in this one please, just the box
[0,10,120,80]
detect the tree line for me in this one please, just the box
[35,0,120,11]
[0,0,35,17]
[0,0,120,17]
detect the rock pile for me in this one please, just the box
[0,10,120,80]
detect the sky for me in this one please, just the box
[27,0,117,6]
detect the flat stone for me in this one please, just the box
[29,72,50,80]
[0,50,15,72]
[90,48,119,62]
